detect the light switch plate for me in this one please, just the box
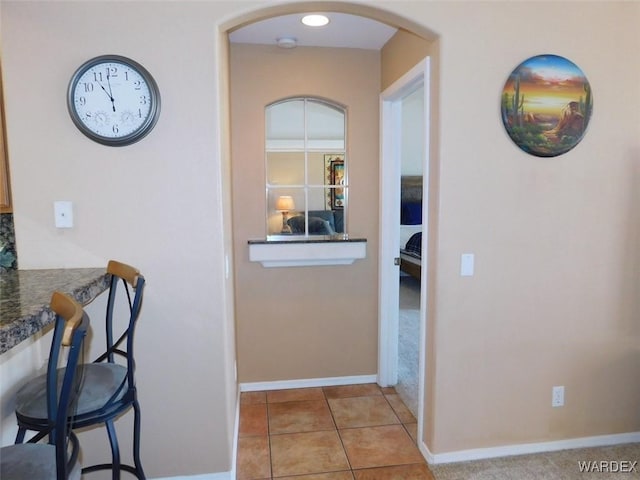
[54,201,73,228]
[461,253,474,276]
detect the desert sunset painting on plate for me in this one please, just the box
[501,54,593,157]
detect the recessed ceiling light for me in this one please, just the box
[301,14,330,27]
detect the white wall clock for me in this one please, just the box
[67,55,161,146]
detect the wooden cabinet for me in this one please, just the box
[0,67,11,214]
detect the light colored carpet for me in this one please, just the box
[397,275,420,417]
[430,443,640,479]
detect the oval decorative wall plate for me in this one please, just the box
[501,54,593,157]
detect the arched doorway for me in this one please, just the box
[220,1,439,462]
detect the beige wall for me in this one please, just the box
[0,2,238,477]
[381,28,433,91]
[399,0,640,454]
[230,43,381,382]
[1,1,639,477]
[379,0,640,454]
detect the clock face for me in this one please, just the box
[68,55,160,146]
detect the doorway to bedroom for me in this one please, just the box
[378,58,430,437]
[397,84,425,417]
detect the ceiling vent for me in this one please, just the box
[276,37,297,49]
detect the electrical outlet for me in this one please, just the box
[552,386,565,407]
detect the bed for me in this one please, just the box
[399,176,423,281]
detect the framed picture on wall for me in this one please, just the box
[500,54,593,157]
[325,154,345,209]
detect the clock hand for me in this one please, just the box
[106,73,116,112]
[97,81,116,112]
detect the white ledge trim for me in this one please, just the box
[249,240,366,267]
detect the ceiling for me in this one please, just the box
[228,12,398,50]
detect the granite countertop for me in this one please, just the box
[0,268,109,354]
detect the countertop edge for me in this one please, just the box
[0,269,110,355]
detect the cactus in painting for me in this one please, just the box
[512,75,524,127]
[582,82,592,129]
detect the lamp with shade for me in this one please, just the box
[276,195,295,233]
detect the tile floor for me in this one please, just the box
[236,383,435,479]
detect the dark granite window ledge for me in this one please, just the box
[248,237,367,245]
[0,268,109,355]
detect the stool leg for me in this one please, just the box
[15,428,48,445]
[15,427,26,444]
[132,398,146,479]
[105,419,121,480]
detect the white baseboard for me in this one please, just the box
[421,431,640,465]
[152,431,640,479]
[240,374,378,392]
[152,472,231,480]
